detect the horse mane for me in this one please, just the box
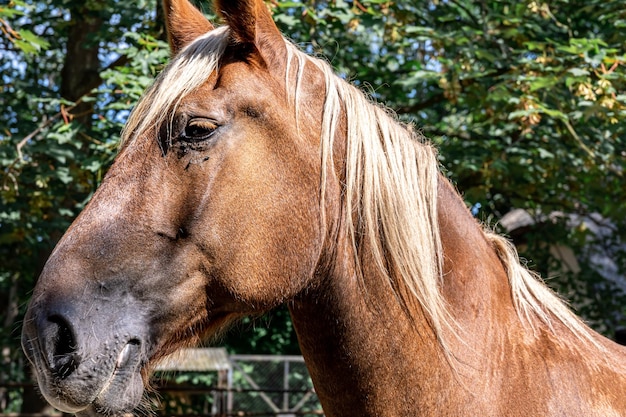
[120,23,595,353]
[487,231,593,340]
[283,44,597,351]
[286,47,451,342]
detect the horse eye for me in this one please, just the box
[181,119,219,142]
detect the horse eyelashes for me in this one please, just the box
[181,119,219,142]
[159,117,219,160]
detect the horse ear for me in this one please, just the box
[163,0,215,55]
[214,0,285,66]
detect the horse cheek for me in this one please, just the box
[198,147,321,307]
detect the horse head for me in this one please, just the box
[21,0,331,414]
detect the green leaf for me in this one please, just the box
[18,29,49,50]
[54,166,73,184]
[567,68,590,77]
[13,39,37,54]
[537,148,555,159]
[529,76,558,92]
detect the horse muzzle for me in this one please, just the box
[21,297,147,416]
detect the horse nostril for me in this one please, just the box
[46,315,80,379]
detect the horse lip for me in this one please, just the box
[25,350,94,414]
[74,404,101,417]
[97,349,126,396]
[21,332,41,369]
[95,341,142,404]
[27,340,143,415]
[115,342,133,370]
[21,336,90,412]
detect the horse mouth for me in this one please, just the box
[100,340,142,393]
[26,338,145,417]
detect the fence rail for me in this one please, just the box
[1,353,324,417]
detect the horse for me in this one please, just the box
[21,0,626,416]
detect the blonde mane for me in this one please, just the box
[286,47,451,343]
[121,24,595,352]
[283,43,596,350]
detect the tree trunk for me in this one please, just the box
[60,7,103,127]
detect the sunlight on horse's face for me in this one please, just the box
[21,17,327,416]
[139,58,325,325]
[73,61,322,342]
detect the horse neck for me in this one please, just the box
[289,175,521,417]
[289,239,450,417]
[436,177,522,350]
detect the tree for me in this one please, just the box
[0,2,624,410]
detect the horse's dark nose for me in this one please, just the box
[40,314,81,379]
[22,294,148,415]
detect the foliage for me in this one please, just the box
[224,306,302,354]
[0,1,49,54]
[0,1,625,410]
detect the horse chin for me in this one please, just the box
[76,378,145,417]
[33,342,146,417]
[37,373,144,417]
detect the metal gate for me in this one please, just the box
[154,349,324,416]
[227,354,323,416]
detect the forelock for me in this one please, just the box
[121,26,230,146]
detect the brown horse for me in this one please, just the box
[21,0,626,416]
